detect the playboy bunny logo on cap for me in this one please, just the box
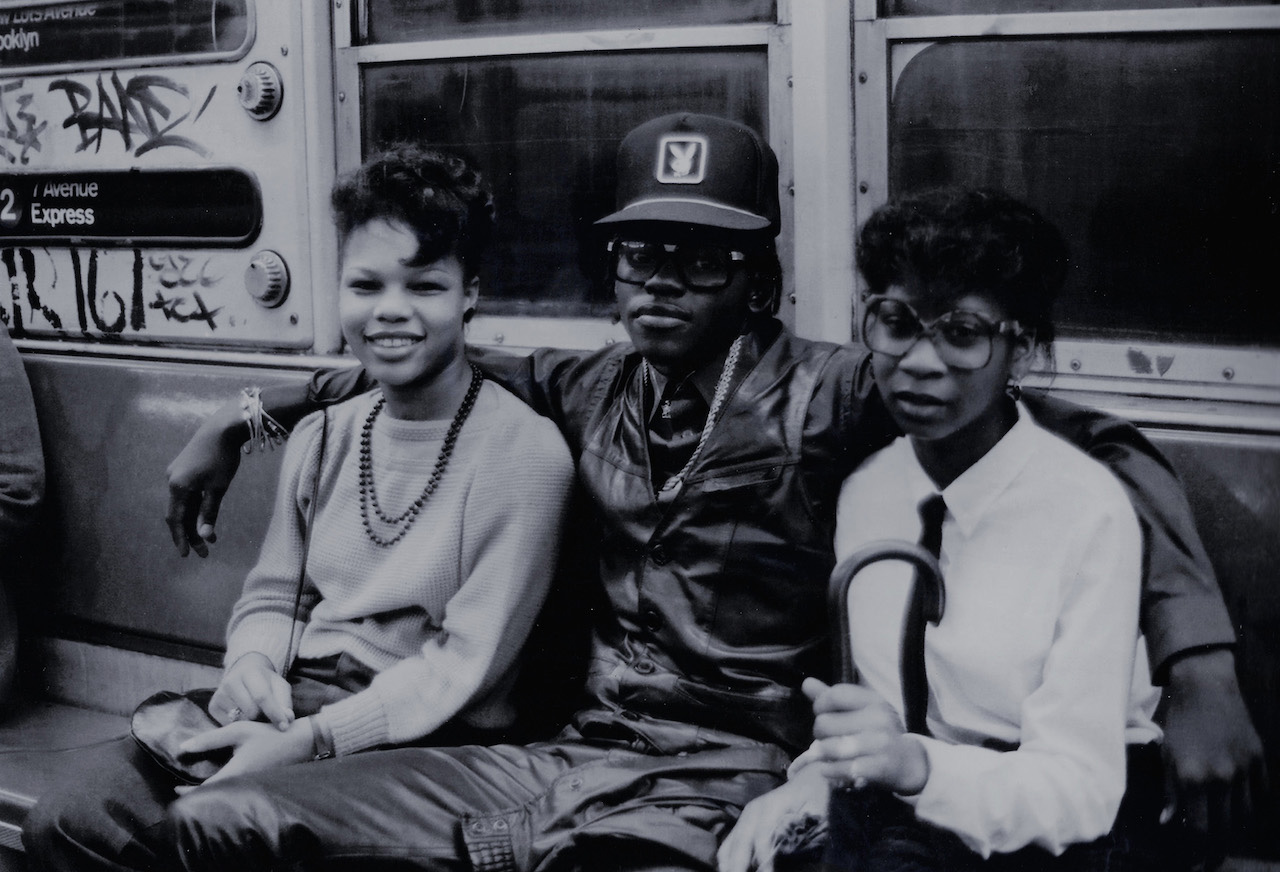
[596,113,780,236]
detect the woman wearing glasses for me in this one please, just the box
[730,189,1164,872]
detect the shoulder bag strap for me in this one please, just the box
[282,409,327,676]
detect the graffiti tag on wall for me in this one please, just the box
[3,246,223,335]
[0,79,46,165]
[49,72,217,157]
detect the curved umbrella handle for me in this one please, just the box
[827,539,946,684]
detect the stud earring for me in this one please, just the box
[1006,380,1023,402]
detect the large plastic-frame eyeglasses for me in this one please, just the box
[608,239,747,291]
[861,296,1024,371]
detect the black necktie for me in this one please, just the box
[902,494,945,736]
[648,379,706,491]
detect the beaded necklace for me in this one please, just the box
[359,364,483,547]
[643,333,745,498]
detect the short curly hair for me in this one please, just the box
[857,188,1068,346]
[331,144,497,279]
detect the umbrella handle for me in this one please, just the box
[827,540,946,684]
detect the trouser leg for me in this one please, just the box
[164,742,577,872]
[165,740,787,872]
[22,736,179,872]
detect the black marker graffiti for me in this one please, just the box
[3,246,227,334]
[149,253,220,290]
[0,79,47,165]
[149,288,220,329]
[49,72,216,158]
[3,246,61,331]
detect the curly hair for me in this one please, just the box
[857,188,1068,346]
[331,144,497,279]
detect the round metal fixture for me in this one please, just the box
[245,250,289,307]
[238,61,283,120]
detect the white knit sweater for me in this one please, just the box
[224,380,574,755]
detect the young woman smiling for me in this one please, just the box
[24,146,575,872]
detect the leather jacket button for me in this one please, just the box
[633,660,655,675]
[641,607,662,632]
[650,544,668,565]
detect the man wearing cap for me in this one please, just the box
[159,113,1260,872]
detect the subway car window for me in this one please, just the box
[886,0,1274,13]
[359,0,773,42]
[889,34,1280,348]
[361,50,768,319]
[0,0,251,71]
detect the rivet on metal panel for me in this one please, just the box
[338,92,346,102]
[1223,367,1235,381]
[1070,359,1082,371]
[290,314,299,326]
[789,294,797,305]
[787,76,793,88]
[858,72,868,84]
[494,333,505,344]
[858,182,868,194]
[281,46,289,56]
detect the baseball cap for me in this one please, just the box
[595,113,781,236]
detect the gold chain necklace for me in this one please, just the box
[643,334,745,497]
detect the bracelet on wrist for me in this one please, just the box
[308,715,335,761]
[240,386,288,455]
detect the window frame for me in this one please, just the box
[0,0,257,76]
[332,2,859,351]
[852,3,1280,418]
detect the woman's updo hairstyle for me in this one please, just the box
[857,188,1068,347]
[331,144,497,279]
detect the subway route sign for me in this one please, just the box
[0,168,262,246]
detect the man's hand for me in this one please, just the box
[1159,648,1267,865]
[717,768,829,872]
[174,718,314,794]
[807,678,929,797]
[210,652,294,730]
[165,398,246,558]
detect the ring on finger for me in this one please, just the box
[227,706,243,722]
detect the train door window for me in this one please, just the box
[337,5,783,350]
[855,7,1280,403]
[357,0,774,41]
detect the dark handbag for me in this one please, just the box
[130,411,327,784]
[130,687,229,784]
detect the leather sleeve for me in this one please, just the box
[1022,391,1237,679]
[306,365,372,406]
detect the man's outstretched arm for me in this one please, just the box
[163,344,587,558]
[165,369,368,557]
[1024,390,1266,865]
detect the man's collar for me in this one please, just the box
[896,404,1036,538]
[646,344,733,406]
[641,319,779,404]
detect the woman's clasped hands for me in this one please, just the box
[174,653,311,794]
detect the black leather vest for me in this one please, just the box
[565,326,860,755]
